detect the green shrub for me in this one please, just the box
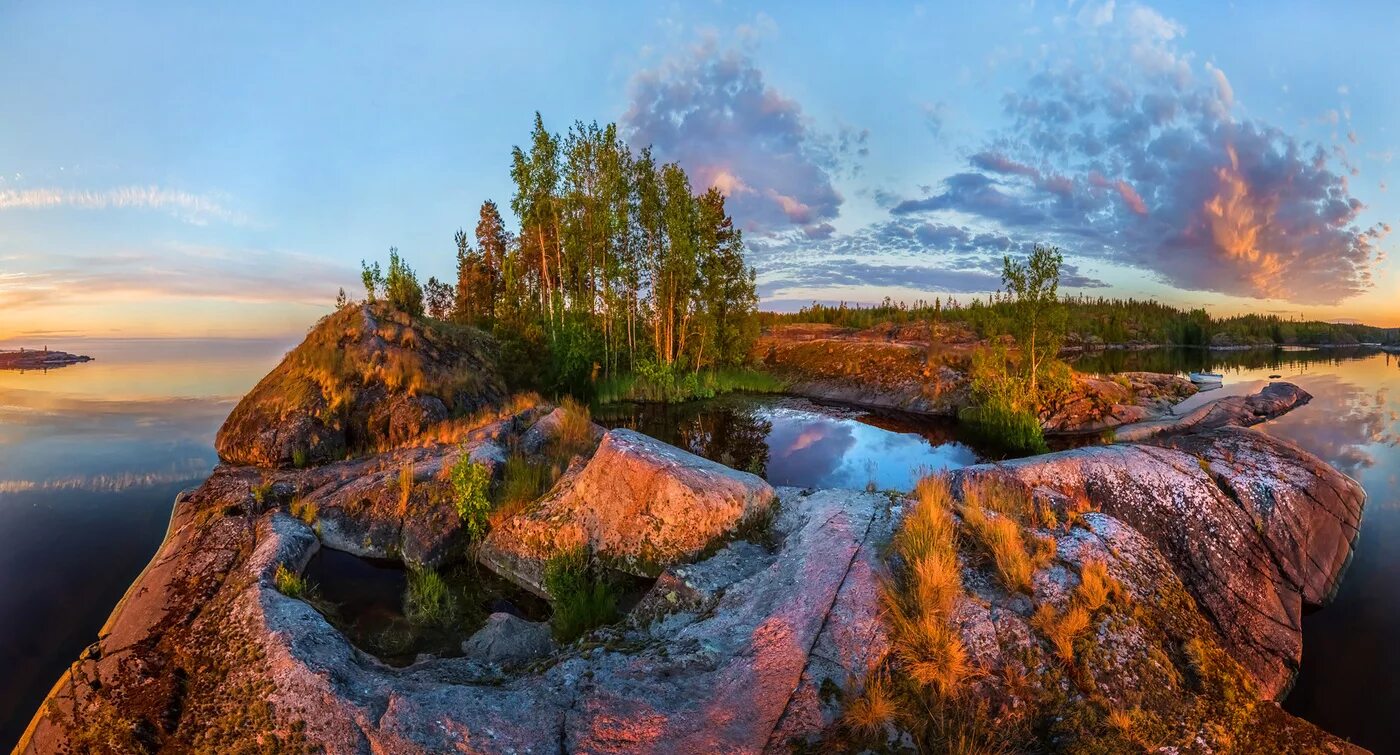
[291,447,309,468]
[959,400,1049,456]
[449,454,492,540]
[543,548,618,642]
[594,362,785,404]
[273,563,309,598]
[404,568,455,626]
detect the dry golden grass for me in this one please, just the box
[554,396,595,460]
[843,672,897,737]
[1032,603,1092,662]
[416,392,543,448]
[1075,559,1116,612]
[890,608,973,696]
[396,462,415,516]
[960,505,1034,594]
[910,548,962,617]
[879,474,976,697]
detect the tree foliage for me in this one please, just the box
[458,113,759,395]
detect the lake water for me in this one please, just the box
[2,341,1395,750]
[0,338,289,749]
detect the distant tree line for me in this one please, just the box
[762,296,1400,347]
[361,113,759,396]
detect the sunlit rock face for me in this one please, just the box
[216,303,506,467]
[480,428,776,596]
[962,418,1365,699]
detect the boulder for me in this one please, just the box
[956,423,1364,698]
[1114,381,1310,442]
[518,405,606,456]
[216,303,506,467]
[462,613,555,666]
[480,429,776,595]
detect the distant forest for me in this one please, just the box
[762,297,1400,347]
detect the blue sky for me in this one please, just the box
[2,1,1398,340]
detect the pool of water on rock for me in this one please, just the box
[594,394,985,492]
[301,546,552,666]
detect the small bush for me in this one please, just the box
[252,480,275,506]
[292,447,309,469]
[404,568,455,626]
[543,548,618,642]
[449,454,492,540]
[274,563,308,598]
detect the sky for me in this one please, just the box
[3,0,1399,341]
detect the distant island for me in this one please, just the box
[0,348,93,371]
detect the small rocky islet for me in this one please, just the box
[0,348,92,371]
[19,304,1367,753]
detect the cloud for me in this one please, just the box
[624,37,846,237]
[886,6,1383,305]
[0,245,357,309]
[0,185,244,225]
[748,217,1107,301]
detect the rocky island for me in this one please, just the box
[18,304,1367,753]
[0,348,92,371]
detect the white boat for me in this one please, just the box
[1188,371,1224,384]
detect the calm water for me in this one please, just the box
[595,394,983,491]
[0,338,288,749]
[2,342,1395,750]
[1078,347,1400,751]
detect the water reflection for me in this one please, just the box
[595,395,980,492]
[1096,347,1400,750]
[0,337,288,749]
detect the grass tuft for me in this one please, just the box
[396,461,415,516]
[273,563,309,598]
[543,548,618,642]
[1032,603,1092,663]
[960,505,1034,594]
[404,568,455,626]
[843,672,897,737]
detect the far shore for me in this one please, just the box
[0,348,93,371]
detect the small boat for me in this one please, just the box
[1188,371,1224,384]
[1268,374,1282,379]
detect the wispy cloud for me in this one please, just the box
[0,245,358,310]
[0,185,244,225]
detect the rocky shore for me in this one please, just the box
[0,348,92,371]
[752,324,1198,434]
[18,308,1369,753]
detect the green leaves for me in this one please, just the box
[449,454,492,541]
